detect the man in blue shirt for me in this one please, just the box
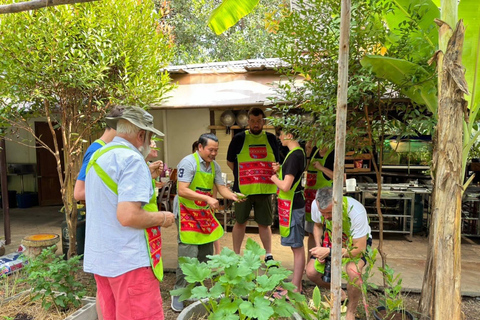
[74,106,124,201]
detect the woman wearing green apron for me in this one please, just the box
[270,129,306,298]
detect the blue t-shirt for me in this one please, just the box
[77,140,104,181]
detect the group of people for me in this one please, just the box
[76,106,371,320]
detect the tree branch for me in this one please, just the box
[0,0,98,15]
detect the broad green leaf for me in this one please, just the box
[245,237,265,256]
[179,257,211,283]
[255,274,285,292]
[239,296,274,320]
[361,55,437,113]
[191,286,209,299]
[272,299,298,317]
[383,0,439,58]
[212,299,240,319]
[208,0,260,35]
[460,0,480,123]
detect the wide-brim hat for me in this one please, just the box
[105,106,164,137]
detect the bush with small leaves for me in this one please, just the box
[21,247,86,311]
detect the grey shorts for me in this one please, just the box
[281,208,305,248]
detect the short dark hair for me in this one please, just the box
[198,133,218,147]
[192,141,199,153]
[248,107,265,118]
[105,106,125,129]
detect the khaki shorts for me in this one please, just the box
[234,194,273,226]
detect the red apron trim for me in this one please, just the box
[180,204,220,234]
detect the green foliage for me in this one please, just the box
[0,0,173,110]
[0,0,174,257]
[170,238,305,320]
[360,56,437,113]
[378,265,405,317]
[208,0,260,35]
[164,0,284,65]
[296,286,347,320]
[21,247,86,311]
[270,0,436,152]
[382,0,439,59]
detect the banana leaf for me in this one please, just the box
[459,0,480,124]
[383,0,439,59]
[208,0,260,35]
[361,55,437,113]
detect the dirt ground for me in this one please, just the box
[2,269,480,320]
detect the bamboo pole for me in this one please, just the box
[330,0,351,319]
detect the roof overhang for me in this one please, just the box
[153,59,304,110]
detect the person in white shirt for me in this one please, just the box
[305,187,372,320]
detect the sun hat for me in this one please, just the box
[105,106,164,137]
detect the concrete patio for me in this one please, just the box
[2,205,480,296]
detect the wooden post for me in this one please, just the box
[0,139,10,244]
[331,0,351,319]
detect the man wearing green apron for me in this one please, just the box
[305,187,372,320]
[227,107,279,259]
[171,133,244,312]
[84,107,175,320]
[304,140,334,254]
[271,129,306,297]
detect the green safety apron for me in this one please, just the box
[178,152,224,245]
[304,148,333,222]
[86,145,164,281]
[237,131,276,195]
[314,197,356,273]
[277,147,305,237]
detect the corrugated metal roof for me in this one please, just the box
[165,58,289,74]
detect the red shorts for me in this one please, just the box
[94,267,164,320]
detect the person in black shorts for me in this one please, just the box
[271,128,306,295]
[227,107,279,261]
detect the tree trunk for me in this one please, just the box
[418,19,467,320]
[330,0,351,319]
[0,0,97,15]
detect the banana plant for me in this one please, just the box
[361,0,480,180]
[208,0,260,35]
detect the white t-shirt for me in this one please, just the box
[311,197,371,239]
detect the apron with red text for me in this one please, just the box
[178,152,224,245]
[86,145,164,281]
[304,148,333,222]
[237,131,276,195]
[277,147,305,237]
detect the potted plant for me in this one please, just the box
[372,265,414,320]
[171,238,305,320]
